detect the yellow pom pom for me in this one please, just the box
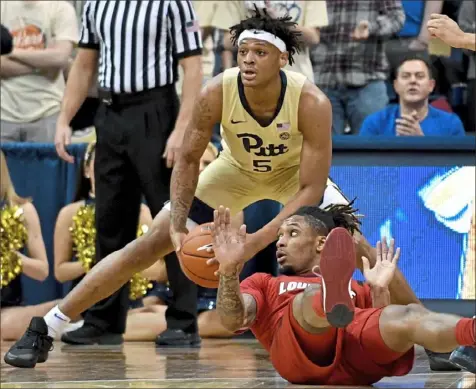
[0,205,26,288]
[70,207,153,301]
[129,224,153,300]
[129,273,153,301]
[70,204,96,272]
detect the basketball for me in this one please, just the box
[179,223,219,288]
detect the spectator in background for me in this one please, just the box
[210,0,328,82]
[386,1,444,73]
[0,1,78,143]
[1,24,13,55]
[359,57,465,136]
[311,0,405,134]
[458,1,476,132]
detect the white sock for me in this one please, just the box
[44,305,71,338]
[64,320,84,333]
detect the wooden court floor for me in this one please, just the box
[1,339,474,388]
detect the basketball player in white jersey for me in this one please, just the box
[5,9,415,368]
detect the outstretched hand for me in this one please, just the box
[362,237,400,289]
[427,14,466,49]
[210,206,247,275]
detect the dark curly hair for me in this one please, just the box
[228,6,302,65]
[293,199,362,235]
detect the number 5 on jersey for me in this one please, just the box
[253,160,272,172]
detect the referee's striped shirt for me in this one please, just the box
[78,0,202,93]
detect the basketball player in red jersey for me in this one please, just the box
[211,205,476,385]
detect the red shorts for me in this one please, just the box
[269,303,415,385]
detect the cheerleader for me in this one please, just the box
[0,151,53,340]
[53,142,167,341]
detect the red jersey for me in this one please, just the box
[240,272,372,351]
[239,273,414,385]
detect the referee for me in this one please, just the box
[55,0,203,346]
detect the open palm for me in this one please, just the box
[362,237,401,289]
[211,206,247,273]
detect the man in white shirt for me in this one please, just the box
[209,0,328,82]
[0,1,78,143]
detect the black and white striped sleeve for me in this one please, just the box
[78,1,99,50]
[168,0,202,59]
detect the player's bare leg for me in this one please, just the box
[355,232,461,371]
[4,208,175,368]
[378,304,475,372]
[60,209,174,319]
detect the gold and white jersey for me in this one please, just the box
[219,67,306,174]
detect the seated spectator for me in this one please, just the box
[310,0,405,134]
[360,57,465,136]
[0,151,64,341]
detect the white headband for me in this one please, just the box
[237,29,287,52]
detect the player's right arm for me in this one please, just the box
[212,206,262,332]
[216,274,258,332]
[169,75,223,250]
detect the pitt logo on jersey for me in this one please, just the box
[236,133,289,172]
[237,133,289,157]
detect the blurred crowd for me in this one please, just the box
[0,0,475,144]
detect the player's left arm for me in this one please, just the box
[369,286,391,308]
[252,82,332,252]
[360,282,391,309]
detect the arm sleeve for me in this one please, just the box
[77,0,100,50]
[168,0,203,60]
